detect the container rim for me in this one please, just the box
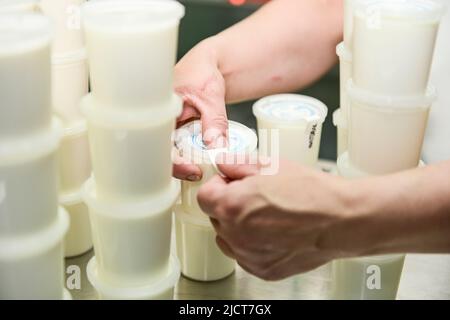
[336,42,352,62]
[332,108,348,129]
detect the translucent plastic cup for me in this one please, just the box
[174,120,258,218]
[83,178,180,286]
[347,80,435,174]
[81,0,185,109]
[352,0,445,95]
[174,206,235,282]
[0,120,62,236]
[0,14,52,138]
[253,94,328,167]
[87,254,180,300]
[344,0,358,48]
[0,207,69,300]
[336,42,352,114]
[60,190,92,258]
[332,255,405,300]
[333,109,348,158]
[0,0,38,12]
[81,94,181,202]
[52,49,89,125]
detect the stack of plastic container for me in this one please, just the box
[0,13,69,299]
[39,0,92,258]
[252,94,328,167]
[332,0,445,300]
[174,120,258,281]
[80,0,185,300]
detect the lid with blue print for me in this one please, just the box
[252,94,328,125]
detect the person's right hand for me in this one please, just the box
[173,38,229,181]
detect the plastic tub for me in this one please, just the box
[352,0,445,95]
[81,94,181,202]
[174,206,235,282]
[331,254,405,300]
[81,0,185,109]
[0,13,52,138]
[58,120,91,195]
[175,120,258,217]
[336,42,352,113]
[0,120,62,236]
[83,177,180,286]
[253,94,328,167]
[87,254,180,300]
[343,0,358,48]
[0,0,38,12]
[52,49,89,125]
[60,190,92,258]
[39,0,85,54]
[347,81,435,174]
[333,108,348,158]
[0,207,69,300]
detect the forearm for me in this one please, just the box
[206,0,343,103]
[323,161,450,257]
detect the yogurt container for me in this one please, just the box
[81,0,185,109]
[336,42,352,114]
[0,0,38,12]
[253,94,327,167]
[174,120,257,218]
[174,206,235,282]
[333,108,348,158]
[344,0,359,48]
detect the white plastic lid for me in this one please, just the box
[82,177,180,218]
[0,207,69,260]
[80,93,182,128]
[355,0,446,25]
[336,42,352,62]
[0,13,51,53]
[174,120,258,163]
[82,0,185,31]
[174,205,212,228]
[332,109,348,129]
[87,254,180,299]
[347,79,437,109]
[253,94,328,126]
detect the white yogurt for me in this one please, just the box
[81,0,185,109]
[0,14,52,138]
[52,49,89,125]
[253,94,327,167]
[353,0,445,95]
[83,178,180,286]
[174,120,257,218]
[0,207,69,300]
[81,94,181,202]
[333,108,348,158]
[347,80,435,174]
[87,254,180,300]
[175,206,235,282]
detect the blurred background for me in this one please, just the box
[177,0,340,161]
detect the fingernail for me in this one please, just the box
[187,175,201,182]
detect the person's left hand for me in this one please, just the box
[197,156,357,281]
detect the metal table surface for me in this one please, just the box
[65,161,450,300]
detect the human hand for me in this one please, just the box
[173,38,229,181]
[197,156,355,280]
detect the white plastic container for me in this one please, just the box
[0,13,52,138]
[0,120,62,236]
[40,0,85,54]
[332,255,405,300]
[352,0,445,95]
[81,0,185,109]
[174,206,235,282]
[61,190,92,258]
[81,94,182,202]
[347,81,435,174]
[52,49,89,125]
[344,0,358,48]
[87,254,180,300]
[58,121,91,195]
[333,109,348,158]
[83,177,180,286]
[0,0,38,12]
[336,42,352,114]
[0,207,69,300]
[253,94,328,167]
[175,120,258,218]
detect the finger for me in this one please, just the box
[215,153,261,180]
[177,104,200,126]
[216,236,236,259]
[197,174,228,217]
[172,151,202,181]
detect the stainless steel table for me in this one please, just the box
[65,161,450,300]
